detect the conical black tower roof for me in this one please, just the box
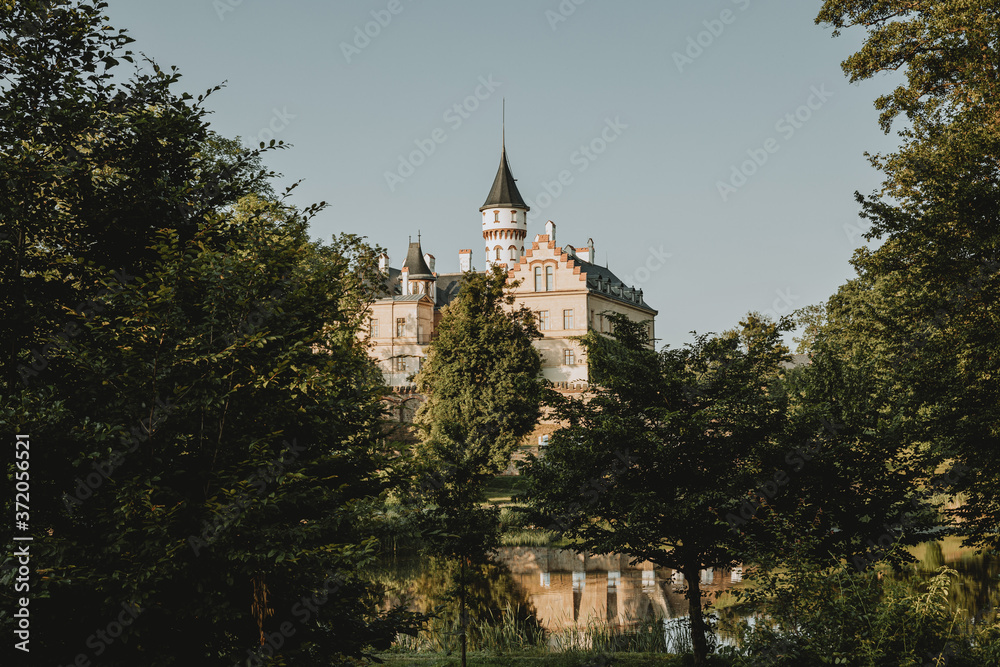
[480,144,529,212]
[402,240,434,280]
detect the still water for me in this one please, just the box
[374,539,998,647]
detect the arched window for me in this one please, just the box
[494,210,500,222]
[511,210,517,223]
[508,246,517,261]
[494,247,501,260]
[534,266,543,292]
[545,266,554,291]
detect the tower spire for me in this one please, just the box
[502,98,505,151]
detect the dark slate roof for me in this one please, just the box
[402,241,434,280]
[563,249,656,313]
[371,267,402,299]
[480,146,529,211]
[374,294,431,303]
[435,273,466,308]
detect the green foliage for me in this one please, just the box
[2,196,422,664]
[816,0,1000,131]
[730,542,983,666]
[791,303,826,355]
[379,556,546,655]
[407,266,544,666]
[521,313,795,665]
[411,266,544,561]
[815,0,1000,551]
[0,0,276,393]
[0,2,421,663]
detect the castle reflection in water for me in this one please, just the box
[494,547,743,630]
[376,541,997,641]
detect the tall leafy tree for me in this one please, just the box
[521,314,795,665]
[1,1,421,662]
[411,266,544,666]
[815,1,1000,549]
[0,0,272,393]
[752,285,944,571]
[3,194,421,665]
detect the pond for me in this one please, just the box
[371,538,999,651]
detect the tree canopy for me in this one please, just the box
[1,2,420,663]
[410,266,544,666]
[816,0,1000,551]
[521,314,797,665]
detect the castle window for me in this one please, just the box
[494,247,501,260]
[534,267,543,292]
[369,318,379,338]
[509,246,518,261]
[394,357,406,372]
[563,349,575,365]
[511,210,517,222]
[545,266,554,291]
[563,309,574,330]
[494,210,500,222]
[537,310,550,331]
[396,318,406,337]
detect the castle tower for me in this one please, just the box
[480,132,529,269]
[402,237,436,304]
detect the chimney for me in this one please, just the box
[401,266,409,295]
[378,253,389,273]
[545,220,556,243]
[587,237,595,263]
[424,253,435,273]
[459,249,472,272]
[576,246,590,263]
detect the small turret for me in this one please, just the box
[402,238,436,303]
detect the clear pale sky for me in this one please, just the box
[103,0,901,348]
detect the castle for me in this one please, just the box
[366,138,657,388]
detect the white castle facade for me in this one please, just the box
[366,140,657,387]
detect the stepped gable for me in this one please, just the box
[509,234,654,311]
[508,234,587,284]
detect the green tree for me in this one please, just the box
[3,195,421,664]
[1,1,422,662]
[731,534,979,667]
[815,0,1000,550]
[411,266,544,666]
[0,0,272,393]
[521,314,794,665]
[750,283,944,577]
[790,303,826,355]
